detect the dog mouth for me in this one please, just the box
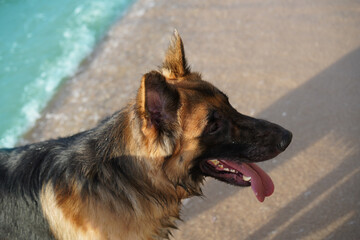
[200,159,274,202]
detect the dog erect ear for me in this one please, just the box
[137,71,180,131]
[161,30,191,79]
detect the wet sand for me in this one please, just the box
[22,0,360,239]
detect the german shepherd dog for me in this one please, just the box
[0,31,292,240]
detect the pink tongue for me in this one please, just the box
[224,161,274,202]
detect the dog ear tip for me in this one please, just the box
[171,29,182,44]
[173,29,180,38]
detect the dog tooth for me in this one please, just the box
[219,164,224,169]
[230,169,236,173]
[224,168,230,171]
[243,175,252,181]
[209,160,220,165]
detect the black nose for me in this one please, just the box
[277,130,292,151]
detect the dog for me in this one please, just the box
[0,31,292,240]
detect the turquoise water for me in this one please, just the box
[0,0,134,148]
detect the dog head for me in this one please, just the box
[135,31,292,202]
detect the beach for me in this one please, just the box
[22,0,360,239]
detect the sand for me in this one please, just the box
[21,0,360,239]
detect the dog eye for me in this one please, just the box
[207,121,220,135]
[204,110,222,135]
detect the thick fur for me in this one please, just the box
[0,31,291,240]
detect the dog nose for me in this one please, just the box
[277,130,292,151]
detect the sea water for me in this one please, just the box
[0,0,134,148]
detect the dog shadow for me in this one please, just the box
[180,47,360,239]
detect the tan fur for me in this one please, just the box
[41,180,183,240]
[162,100,209,194]
[41,184,102,240]
[161,68,176,80]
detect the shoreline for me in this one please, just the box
[1,0,136,149]
[20,19,115,145]
[19,0,158,145]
